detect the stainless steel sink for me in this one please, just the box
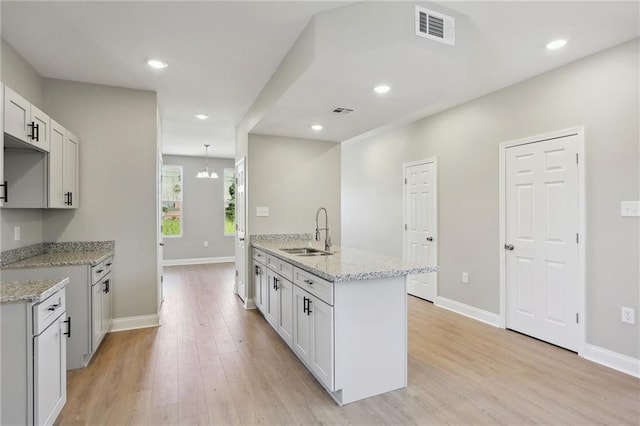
[280,247,333,256]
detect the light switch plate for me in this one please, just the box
[621,201,640,217]
[14,226,20,241]
[256,207,269,217]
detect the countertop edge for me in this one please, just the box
[251,241,438,283]
[1,277,69,303]
[2,249,115,269]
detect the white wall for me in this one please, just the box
[42,78,158,320]
[248,134,341,243]
[342,39,639,359]
[162,155,235,261]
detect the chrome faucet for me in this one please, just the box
[315,207,332,252]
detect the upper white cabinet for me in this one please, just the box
[49,120,79,208]
[4,85,50,152]
[2,84,79,209]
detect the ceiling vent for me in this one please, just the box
[415,6,455,46]
[332,107,354,115]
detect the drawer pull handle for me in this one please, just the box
[106,262,113,267]
[47,303,61,312]
[96,269,104,274]
[64,317,72,338]
[0,181,7,203]
[303,279,314,285]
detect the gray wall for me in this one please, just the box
[248,134,341,243]
[342,39,639,359]
[41,79,158,320]
[162,155,235,260]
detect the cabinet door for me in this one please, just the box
[30,105,50,152]
[252,261,263,312]
[48,120,65,208]
[292,286,311,363]
[310,295,334,391]
[63,131,79,208]
[4,86,30,143]
[277,277,294,348]
[264,270,278,328]
[91,282,103,352]
[33,314,67,426]
[101,276,112,335]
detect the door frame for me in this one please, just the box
[498,126,586,354]
[402,158,438,300]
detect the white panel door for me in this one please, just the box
[4,86,30,143]
[235,157,246,302]
[34,314,67,426]
[505,135,579,351]
[49,120,65,207]
[404,160,437,301]
[277,277,294,347]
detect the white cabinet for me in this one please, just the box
[252,249,267,313]
[293,284,334,391]
[48,120,79,208]
[265,267,294,348]
[4,85,50,152]
[2,257,114,370]
[1,287,68,425]
[0,84,5,207]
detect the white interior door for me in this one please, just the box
[235,157,246,302]
[505,134,580,351]
[404,159,437,301]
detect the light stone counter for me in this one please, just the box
[0,277,69,303]
[2,250,114,269]
[251,237,438,283]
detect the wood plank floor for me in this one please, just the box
[56,263,640,425]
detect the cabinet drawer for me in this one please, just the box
[293,267,333,306]
[33,289,66,335]
[253,248,266,263]
[266,254,293,281]
[91,261,107,284]
[103,256,114,275]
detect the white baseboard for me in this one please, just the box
[163,256,235,266]
[435,296,501,327]
[582,343,640,378]
[110,314,160,332]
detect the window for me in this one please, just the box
[162,165,183,237]
[224,168,235,235]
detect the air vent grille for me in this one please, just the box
[415,6,455,46]
[332,107,354,115]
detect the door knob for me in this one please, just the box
[426,237,433,241]
[504,244,514,250]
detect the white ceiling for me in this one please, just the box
[2,1,639,158]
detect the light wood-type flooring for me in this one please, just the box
[56,263,640,425]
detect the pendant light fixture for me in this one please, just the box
[196,144,219,179]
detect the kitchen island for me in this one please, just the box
[251,235,437,405]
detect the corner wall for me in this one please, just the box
[42,78,159,320]
[341,39,640,359]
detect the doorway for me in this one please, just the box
[499,127,585,353]
[403,159,438,302]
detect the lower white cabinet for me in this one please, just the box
[293,285,334,390]
[252,258,266,313]
[2,256,114,370]
[265,268,294,347]
[1,287,68,425]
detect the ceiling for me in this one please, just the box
[2,1,639,159]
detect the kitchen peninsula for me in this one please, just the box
[250,234,437,405]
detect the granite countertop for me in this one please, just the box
[0,277,69,303]
[251,239,438,283]
[2,249,114,269]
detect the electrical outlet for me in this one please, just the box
[14,226,20,241]
[203,241,208,248]
[462,272,469,284]
[621,307,635,324]
[621,201,640,217]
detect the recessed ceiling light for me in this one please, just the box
[546,39,567,50]
[195,113,209,120]
[146,59,168,69]
[311,124,323,131]
[374,85,391,94]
